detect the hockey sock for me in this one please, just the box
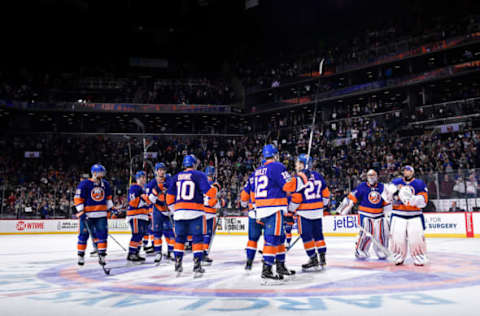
[303,239,316,258]
[315,240,326,254]
[246,240,258,261]
[192,235,204,260]
[174,236,186,259]
[77,242,87,256]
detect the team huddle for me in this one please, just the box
[73,144,429,283]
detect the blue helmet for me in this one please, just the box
[205,166,215,176]
[91,164,106,175]
[262,144,278,159]
[135,171,146,180]
[182,155,197,168]
[403,165,415,173]
[297,154,312,169]
[155,162,166,171]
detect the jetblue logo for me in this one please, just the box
[333,216,358,231]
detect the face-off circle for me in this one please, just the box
[37,250,480,298]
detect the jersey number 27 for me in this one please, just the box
[304,180,322,200]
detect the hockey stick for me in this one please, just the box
[258,61,324,257]
[207,216,219,254]
[306,58,325,160]
[286,235,301,252]
[207,154,220,254]
[282,60,325,255]
[109,233,127,252]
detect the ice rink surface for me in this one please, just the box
[1,234,480,316]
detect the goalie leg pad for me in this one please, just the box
[355,216,373,258]
[389,215,408,265]
[372,217,389,259]
[407,216,428,265]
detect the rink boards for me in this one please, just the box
[0,213,478,238]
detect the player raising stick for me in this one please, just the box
[288,154,330,271]
[336,169,390,260]
[254,144,308,284]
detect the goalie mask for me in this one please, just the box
[402,165,415,181]
[366,169,378,186]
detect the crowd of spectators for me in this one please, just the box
[235,15,480,92]
[0,71,236,105]
[1,99,479,218]
[1,13,480,218]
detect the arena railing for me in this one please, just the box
[0,100,233,114]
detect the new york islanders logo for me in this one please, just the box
[91,187,105,202]
[368,191,381,204]
[400,185,415,196]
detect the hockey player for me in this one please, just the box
[74,164,113,267]
[386,165,429,266]
[254,144,308,282]
[127,171,152,263]
[202,166,221,265]
[166,155,219,277]
[336,169,390,260]
[240,162,264,271]
[146,162,174,264]
[288,154,330,271]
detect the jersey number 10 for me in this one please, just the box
[176,180,195,201]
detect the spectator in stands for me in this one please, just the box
[39,201,49,219]
[466,174,478,198]
[448,201,465,212]
[440,174,455,198]
[453,177,466,197]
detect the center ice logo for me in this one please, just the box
[91,187,105,202]
[38,251,480,298]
